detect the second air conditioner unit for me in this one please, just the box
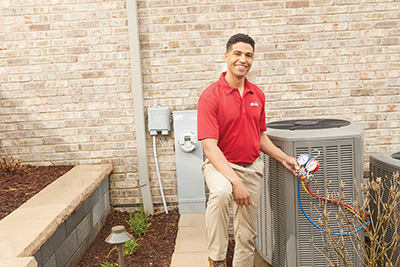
[370,152,400,179]
[369,152,400,266]
[256,119,364,267]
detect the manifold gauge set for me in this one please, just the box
[294,150,320,180]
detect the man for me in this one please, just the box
[197,33,299,267]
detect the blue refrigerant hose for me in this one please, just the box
[297,178,370,236]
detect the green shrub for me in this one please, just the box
[126,206,151,236]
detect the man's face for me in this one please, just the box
[225,42,254,78]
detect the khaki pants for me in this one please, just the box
[201,158,264,267]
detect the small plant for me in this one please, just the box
[101,207,150,266]
[0,156,27,174]
[102,237,141,266]
[101,260,119,267]
[123,237,141,256]
[126,206,151,236]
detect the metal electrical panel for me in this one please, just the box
[173,110,206,213]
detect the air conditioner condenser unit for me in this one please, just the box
[256,119,364,267]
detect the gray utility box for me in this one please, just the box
[173,110,206,213]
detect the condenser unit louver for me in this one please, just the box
[369,152,400,266]
[256,119,364,267]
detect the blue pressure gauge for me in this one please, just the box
[297,154,311,166]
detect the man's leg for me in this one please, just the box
[231,158,264,267]
[202,159,233,262]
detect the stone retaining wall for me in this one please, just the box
[34,177,110,267]
[0,164,113,267]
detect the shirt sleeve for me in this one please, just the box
[197,94,219,141]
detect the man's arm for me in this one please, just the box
[260,132,299,174]
[201,138,253,206]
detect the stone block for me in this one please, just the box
[76,212,93,246]
[105,190,110,208]
[87,207,109,247]
[65,203,85,236]
[83,187,99,215]
[43,254,56,267]
[40,222,66,264]
[65,239,88,267]
[98,176,110,196]
[92,191,107,227]
[55,229,78,267]
[67,207,110,267]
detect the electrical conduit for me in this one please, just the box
[153,136,168,214]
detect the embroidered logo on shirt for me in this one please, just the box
[250,101,259,107]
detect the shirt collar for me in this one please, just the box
[218,72,254,95]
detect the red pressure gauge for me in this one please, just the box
[306,159,320,173]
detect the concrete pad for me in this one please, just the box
[170,252,208,267]
[171,213,271,267]
[178,214,205,227]
[174,226,207,253]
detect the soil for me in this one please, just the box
[78,208,235,267]
[0,165,236,266]
[78,208,180,267]
[0,165,74,220]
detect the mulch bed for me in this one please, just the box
[78,208,180,267]
[0,165,73,220]
[78,208,234,267]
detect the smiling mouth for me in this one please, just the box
[235,65,247,70]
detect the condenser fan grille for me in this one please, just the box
[267,119,351,131]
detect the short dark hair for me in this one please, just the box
[226,33,255,52]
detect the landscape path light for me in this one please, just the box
[105,225,133,267]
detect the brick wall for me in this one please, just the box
[0,0,399,207]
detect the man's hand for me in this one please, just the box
[232,179,252,206]
[282,156,300,175]
[201,138,252,206]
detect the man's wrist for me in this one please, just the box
[231,177,241,186]
[280,154,291,164]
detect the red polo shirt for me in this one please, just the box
[197,72,267,165]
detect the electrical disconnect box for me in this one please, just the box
[173,110,206,213]
[148,106,171,135]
